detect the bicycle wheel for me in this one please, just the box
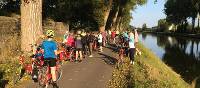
[56,66,62,81]
[38,66,48,88]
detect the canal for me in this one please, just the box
[139,33,200,84]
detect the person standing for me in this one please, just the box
[63,30,69,43]
[41,30,59,88]
[102,31,107,47]
[75,30,83,62]
[87,32,95,57]
[128,31,135,65]
[81,32,87,57]
[98,32,103,52]
[111,31,116,44]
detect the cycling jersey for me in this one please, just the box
[66,35,74,47]
[75,35,83,49]
[41,40,57,59]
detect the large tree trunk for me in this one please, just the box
[115,16,121,31]
[99,0,113,32]
[21,0,43,52]
[110,6,119,31]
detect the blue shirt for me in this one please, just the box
[123,32,129,41]
[42,40,57,59]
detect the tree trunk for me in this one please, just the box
[192,17,195,32]
[21,0,43,52]
[198,18,200,28]
[110,6,119,31]
[115,16,121,31]
[99,0,113,32]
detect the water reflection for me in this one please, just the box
[139,33,200,86]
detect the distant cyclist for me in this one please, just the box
[41,30,59,88]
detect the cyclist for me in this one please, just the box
[111,30,116,44]
[81,31,88,57]
[123,31,129,57]
[75,30,83,62]
[41,30,59,88]
[98,32,103,52]
[87,32,95,57]
[128,31,135,65]
[63,30,69,43]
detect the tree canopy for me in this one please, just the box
[0,0,147,31]
[164,0,200,33]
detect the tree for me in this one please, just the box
[158,19,170,32]
[21,0,43,52]
[142,23,147,30]
[164,0,200,33]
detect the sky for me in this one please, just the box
[130,0,166,28]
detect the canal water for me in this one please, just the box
[139,33,200,84]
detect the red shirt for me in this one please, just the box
[111,31,116,39]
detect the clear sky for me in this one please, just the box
[130,0,166,28]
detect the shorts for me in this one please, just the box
[44,58,56,67]
[76,48,82,51]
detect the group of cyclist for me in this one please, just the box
[61,28,140,65]
[33,28,139,88]
[107,29,140,65]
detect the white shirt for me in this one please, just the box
[98,34,103,43]
[129,35,135,48]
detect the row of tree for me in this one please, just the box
[0,0,147,51]
[164,0,200,33]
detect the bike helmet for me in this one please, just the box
[77,30,81,35]
[46,30,55,37]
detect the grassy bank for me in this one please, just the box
[108,43,190,88]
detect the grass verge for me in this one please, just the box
[108,43,190,88]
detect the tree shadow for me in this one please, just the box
[194,77,200,88]
[98,53,117,66]
[0,71,9,88]
[105,44,119,53]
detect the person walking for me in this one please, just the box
[41,30,59,88]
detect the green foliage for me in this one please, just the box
[109,43,190,88]
[164,0,200,33]
[157,19,170,32]
[0,0,147,31]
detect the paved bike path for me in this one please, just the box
[24,48,116,88]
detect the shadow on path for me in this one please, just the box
[98,53,117,66]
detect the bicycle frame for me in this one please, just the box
[59,47,75,62]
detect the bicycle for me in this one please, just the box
[13,44,45,84]
[14,53,44,84]
[38,59,62,88]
